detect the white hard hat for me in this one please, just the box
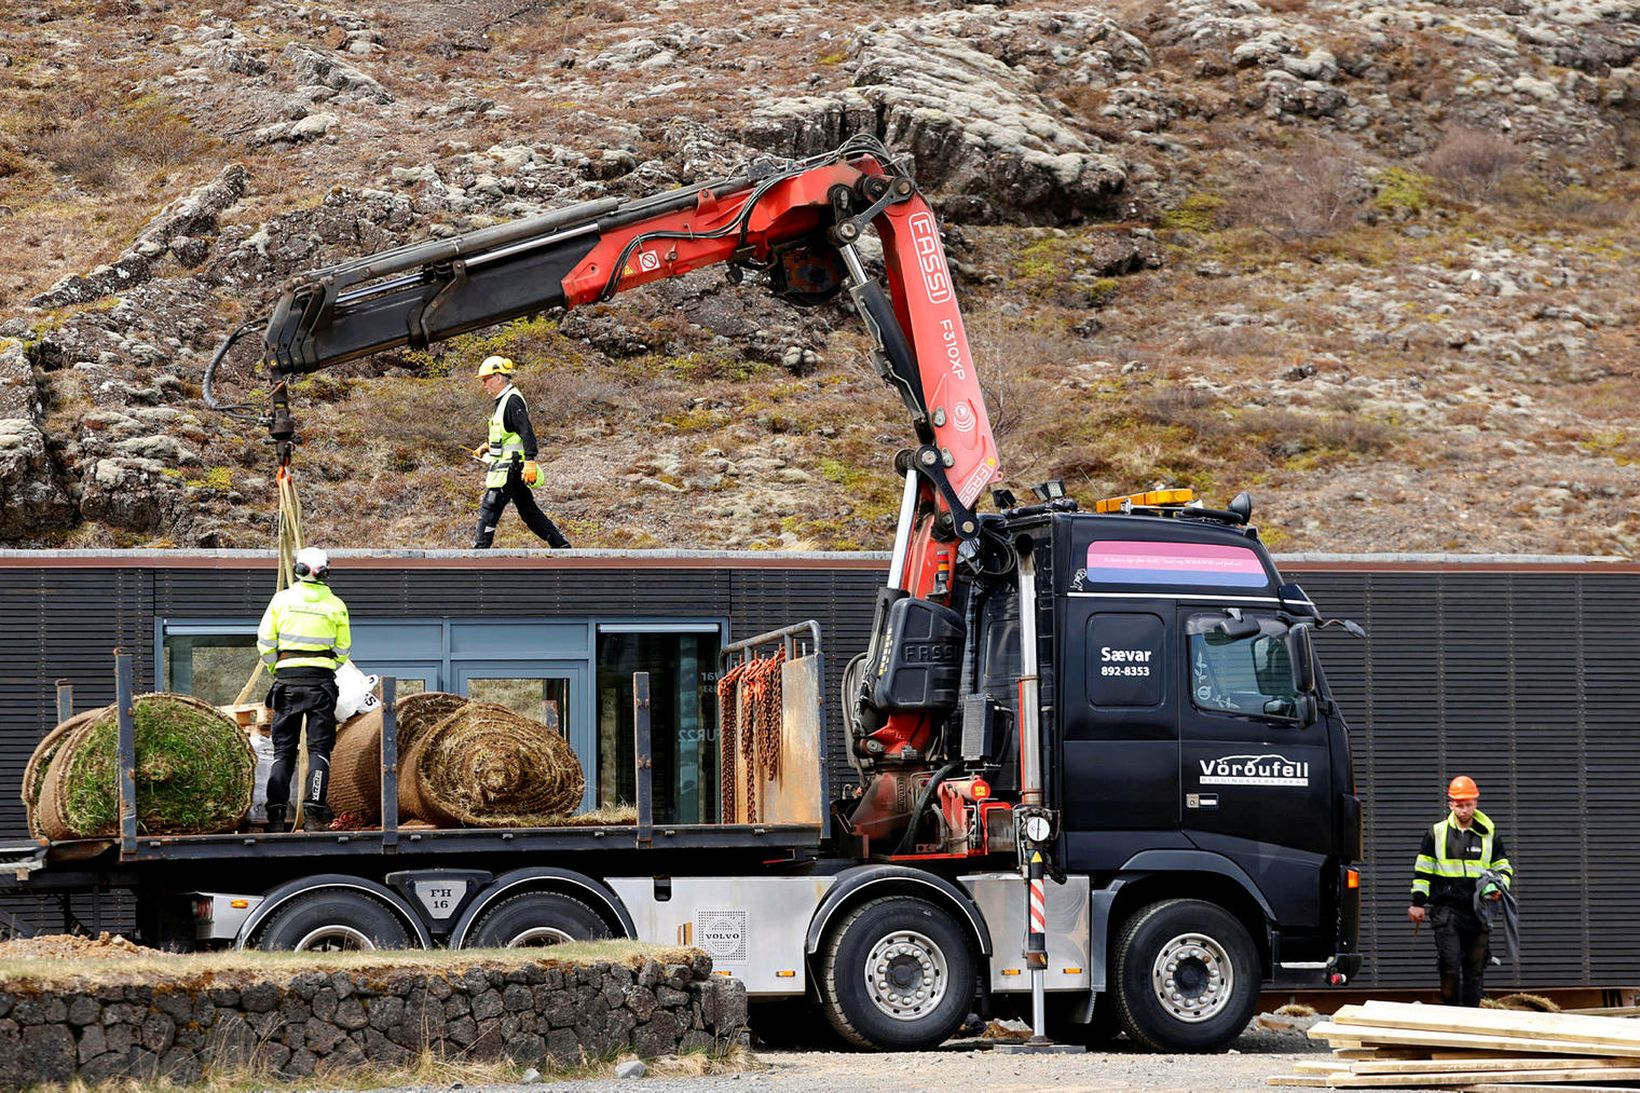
[294,546,330,581]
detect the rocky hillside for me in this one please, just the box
[1,0,1636,554]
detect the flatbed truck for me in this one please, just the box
[4,137,1363,1052]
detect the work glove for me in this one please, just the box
[522,460,542,488]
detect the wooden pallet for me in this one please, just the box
[1268,1001,1640,1090]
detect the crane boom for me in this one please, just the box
[227,136,1002,780]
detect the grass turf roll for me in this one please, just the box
[23,707,106,838]
[401,701,584,827]
[393,691,467,754]
[37,694,253,838]
[326,707,383,825]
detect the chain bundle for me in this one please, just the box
[716,661,748,822]
[715,648,787,823]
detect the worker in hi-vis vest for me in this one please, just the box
[1408,775,1514,1006]
[471,355,571,549]
[256,546,352,831]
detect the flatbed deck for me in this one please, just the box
[17,820,823,867]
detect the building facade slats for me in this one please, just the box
[1,553,1636,992]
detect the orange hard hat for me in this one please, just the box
[1447,775,1479,801]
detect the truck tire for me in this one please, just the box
[466,892,611,948]
[255,890,414,952]
[819,896,976,1050]
[1112,898,1259,1052]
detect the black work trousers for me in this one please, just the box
[1431,903,1491,1006]
[474,464,569,548]
[267,673,339,817]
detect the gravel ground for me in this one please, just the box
[384,1020,1330,1093]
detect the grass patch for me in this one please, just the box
[1160,191,1226,233]
[1374,167,1434,216]
[0,941,701,986]
[47,695,253,838]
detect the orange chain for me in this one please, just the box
[716,661,748,823]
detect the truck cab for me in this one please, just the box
[954,496,1362,1048]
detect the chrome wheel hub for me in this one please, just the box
[864,929,949,1021]
[506,926,575,947]
[1151,932,1233,1022]
[293,924,375,952]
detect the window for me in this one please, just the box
[163,632,260,706]
[1186,613,1300,721]
[597,629,721,824]
[468,677,570,731]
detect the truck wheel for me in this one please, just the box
[466,892,610,948]
[255,890,413,952]
[1112,898,1258,1052]
[820,896,976,1050]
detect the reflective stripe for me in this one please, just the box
[259,582,352,673]
[485,386,527,489]
[1431,811,1503,879]
[1411,879,1431,896]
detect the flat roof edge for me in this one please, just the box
[0,549,1631,572]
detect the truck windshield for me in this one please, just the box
[1186,613,1301,721]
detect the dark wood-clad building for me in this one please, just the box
[2,548,1636,992]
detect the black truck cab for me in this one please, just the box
[962,502,1362,1045]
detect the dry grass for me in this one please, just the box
[1425,125,1524,203]
[41,1040,757,1093]
[1229,139,1366,242]
[0,940,698,987]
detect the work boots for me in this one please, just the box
[264,804,290,833]
[301,804,334,832]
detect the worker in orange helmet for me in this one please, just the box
[1408,775,1514,1006]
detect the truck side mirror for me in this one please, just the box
[1296,693,1318,726]
[1288,624,1316,694]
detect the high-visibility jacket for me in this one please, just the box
[257,580,352,674]
[484,384,535,489]
[1411,809,1513,908]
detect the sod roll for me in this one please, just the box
[400,701,584,827]
[326,707,383,825]
[393,691,467,755]
[23,707,107,839]
[31,694,254,839]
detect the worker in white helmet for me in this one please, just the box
[472,355,571,549]
[255,546,352,831]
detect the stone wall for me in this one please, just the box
[0,954,747,1089]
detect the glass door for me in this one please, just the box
[451,662,592,812]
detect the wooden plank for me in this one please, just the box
[1292,1061,1354,1074]
[1558,1005,1640,1017]
[1341,1001,1640,1049]
[1430,1049,1607,1061]
[1461,1085,1640,1092]
[1325,1068,1640,1088]
[1335,1047,1434,1061]
[1350,1057,1640,1076]
[1266,1078,1330,1088]
[1309,1021,1640,1058]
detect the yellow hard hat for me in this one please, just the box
[476,355,515,378]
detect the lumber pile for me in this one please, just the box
[1269,1000,1640,1089]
